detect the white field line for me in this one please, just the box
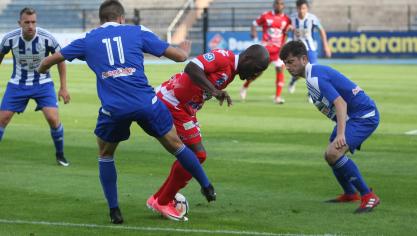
[405,130,417,135]
[0,219,336,236]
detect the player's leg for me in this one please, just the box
[0,111,15,141]
[325,114,380,213]
[94,108,132,224]
[153,115,205,206]
[274,61,285,104]
[0,83,30,141]
[97,137,123,224]
[41,107,68,166]
[240,80,251,100]
[36,83,68,166]
[138,99,215,202]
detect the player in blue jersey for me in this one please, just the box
[38,0,216,223]
[0,8,70,166]
[279,41,380,214]
[287,0,331,95]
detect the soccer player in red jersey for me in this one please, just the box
[240,0,291,104]
[147,44,270,221]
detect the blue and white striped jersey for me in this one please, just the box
[291,13,322,51]
[305,63,376,122]
[0,27,61,86]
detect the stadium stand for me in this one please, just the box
[120,0,190,39]
[0,0,101,32]
[186,0,297,55]
[311,0,417,31]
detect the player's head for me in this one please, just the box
[273,0,285,14]
[237,44,270,81]
[99,0,125,24]
[279,41,308,77]
[296,0,309,18]
[18,8,37,39]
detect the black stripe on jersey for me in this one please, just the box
[18,37,25,54]
[32,37,39,54]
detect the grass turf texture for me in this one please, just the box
[0,62,416,235]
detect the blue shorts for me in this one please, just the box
[330,109,380,154]
[0,82,58,113]
[307,50,318,64]
[94,97,173,143]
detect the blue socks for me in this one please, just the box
[99,157,118,209]
[50,124,64,155]
[0,126,4,141]
[174,144,210,188]
[332,166,356,195]
[332,155,371,196]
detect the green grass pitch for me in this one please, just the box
[0,62,416,235]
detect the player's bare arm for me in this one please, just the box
[333,96,347,150]
[250,24,258,40]
[185,62,232,106]
[163,40,191,62]
[57,60,71,104]
[38,52,65,73]
[319,27,332,58]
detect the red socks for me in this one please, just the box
[154,151,207,205]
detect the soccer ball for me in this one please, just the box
[174,193,189,217]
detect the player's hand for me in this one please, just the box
[324,46,332,58]
[214,90,232,107]
[333,134,347,150]
[178,40,191,56]
[58,87,71,104]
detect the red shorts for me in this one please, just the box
[265,44,284,67]
[168,105,202,145]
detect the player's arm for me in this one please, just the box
[318,25,331,58]
[163,40,191,62]
[56,60,70,104]
[184,62,232,106]
[38,52,65,73]
[333,96,347,149]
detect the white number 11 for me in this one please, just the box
[102,36,125,65]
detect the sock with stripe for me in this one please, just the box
[99,157,118,208]
[332,155,371,196]
[156,151,207,205]
[174,145,210,189]
[0,126,4,141]
[50,123,64,155]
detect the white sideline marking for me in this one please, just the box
[405,130,417,135]
[0,219,334,236]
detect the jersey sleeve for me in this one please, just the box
[140,25,169,57]
[190,50,231,73]
[311,14,323,29]
[0,35,11,54]
[253,13,265,26]
[318,78,340,104]
[48,34,61,53]
[60,37,86,61]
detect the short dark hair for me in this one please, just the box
[296,0,309,7]
[20,7,36,18]
[99,0,125,23]
[279,41,307,61]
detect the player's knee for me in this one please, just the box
[324,149,339,165]
[195,151,207,164]
[0,112,13,127]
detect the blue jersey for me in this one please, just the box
[305,63,377,121]
[0,27,60,85]
[60,22,169,116]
